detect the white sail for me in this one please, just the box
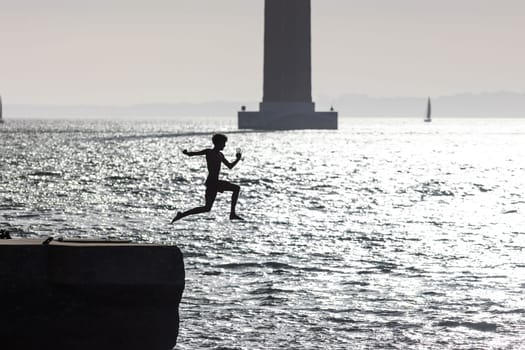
[424,97,431,122]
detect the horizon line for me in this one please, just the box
[4,90,525,107]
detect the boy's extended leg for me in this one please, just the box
[171,189,216,223]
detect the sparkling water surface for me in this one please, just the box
[1,117,525,349]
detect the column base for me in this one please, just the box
[238,102,338,130]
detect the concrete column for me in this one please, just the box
[263,0,312,103]
[238,0,338,130]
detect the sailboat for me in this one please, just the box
[424,97,431,122]
[0,95,3,124]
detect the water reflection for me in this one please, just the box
[1,117,525,349]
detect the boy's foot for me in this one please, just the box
[171,212,183,224]
[229,214,244,221]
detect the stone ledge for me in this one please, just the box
[0,239,184,350]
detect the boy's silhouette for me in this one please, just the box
[171,134,243,222]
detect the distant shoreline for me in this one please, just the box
[3,92,525,118]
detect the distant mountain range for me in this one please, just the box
[4,92,525,118]
[321,92,525,118]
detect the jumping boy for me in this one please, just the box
[171,133,243,222]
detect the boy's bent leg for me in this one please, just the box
[218,181,243,220]
[230,186,242,220]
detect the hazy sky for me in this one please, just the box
[1,0,525,105]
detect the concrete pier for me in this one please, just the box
[238,0,338,130]
[0,238,184,350]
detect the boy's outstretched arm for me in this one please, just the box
[222,153,241,169]
[183,149,207,157]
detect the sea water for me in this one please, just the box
[1,117,525,349]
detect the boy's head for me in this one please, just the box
[212,134,227,149]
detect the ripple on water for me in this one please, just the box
[2,118,525,349]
